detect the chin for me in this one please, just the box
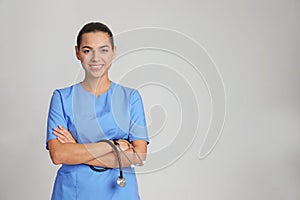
[89,72,108,80]
[85,68,109,79]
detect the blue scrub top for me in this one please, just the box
[46,82,149,200]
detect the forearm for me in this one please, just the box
[85,148,145,168]
[48,139,113,165]
[85,142,147,168]
[49,126,148,167]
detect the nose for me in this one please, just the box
[91,49,101,62]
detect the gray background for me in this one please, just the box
[0,0,299,199]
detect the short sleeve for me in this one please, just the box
[46,90,68,149]
[128,90,149,143]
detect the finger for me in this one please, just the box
[60,130,75,142]
[52,130,65,138]
[58,126,70,135]
[53,130,67,139]
[56,126,77,143]
[53,127,66,136]
[64,135,76,143]
[53,128,69,139]
[53,131,66,141]
[119,139,130,144]
[118,140,131,148]
[58,126,73,138]
[57,137,66,144]
[58,125,66,129]
[58,125,69,133]
[55,130,76,143]
[118,142,130,151]
[59,126,77,143]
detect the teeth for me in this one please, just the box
[90,65,103,69]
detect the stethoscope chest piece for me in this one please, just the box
[117,176,126,187]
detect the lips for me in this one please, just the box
[89,64,104,71]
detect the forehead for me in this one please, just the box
[80,31,111,48]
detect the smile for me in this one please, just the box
[89,65,104,70]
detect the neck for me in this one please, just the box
[81,76,111,96]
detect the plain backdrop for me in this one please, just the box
[0,0,299,199]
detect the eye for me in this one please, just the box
[83,49,91,54]
[101,48,109,53]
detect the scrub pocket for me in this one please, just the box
[51,166,77,200]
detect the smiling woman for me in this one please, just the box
[75,31,116,86]
[46,22,149,200]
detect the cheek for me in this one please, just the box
[104,55,114,64]
[80,55,92,64]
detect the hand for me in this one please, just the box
[53,125,77,144]
[116,139,131,151]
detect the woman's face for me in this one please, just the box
[75,31,116,80]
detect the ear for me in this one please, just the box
[75,46,80,60]
[112,46,117,59]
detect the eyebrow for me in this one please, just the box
[81,45,110,49]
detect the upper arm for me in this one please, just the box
[46,90,67,149]
[128,90,149,143]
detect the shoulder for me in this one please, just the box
[112,82,138,97]
[113,82,135,93]
[52,83,79,98]
[111,82,143,105]
[112,82,143,105]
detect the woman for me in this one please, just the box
[46,22,149,200]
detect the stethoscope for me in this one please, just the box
[88,139,144,188]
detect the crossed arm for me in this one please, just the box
[47,126,147,168]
